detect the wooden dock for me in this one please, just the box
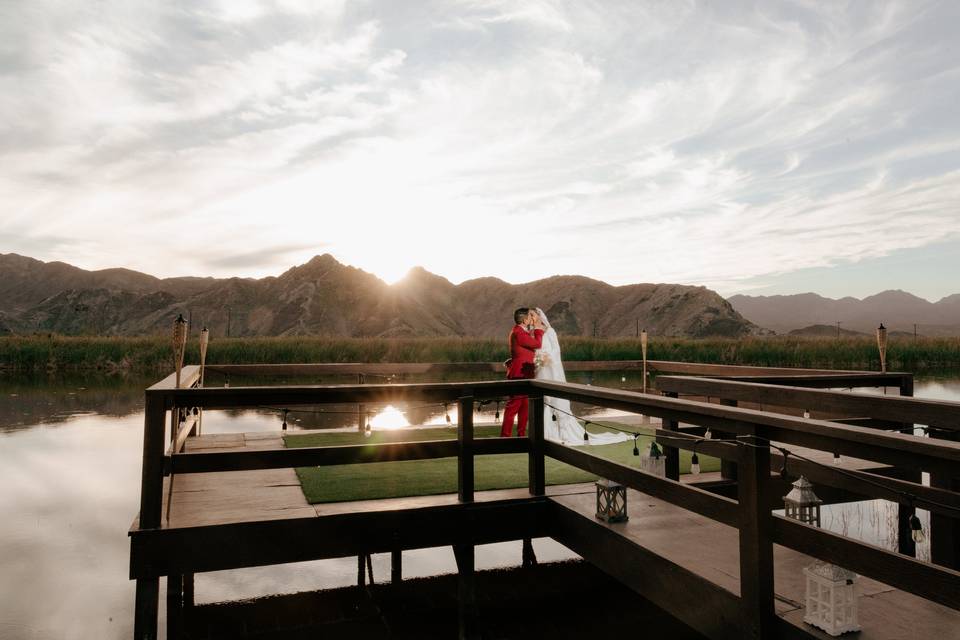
[129,361,960,640]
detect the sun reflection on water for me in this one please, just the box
[369,405,410,430]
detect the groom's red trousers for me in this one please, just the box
[501,393,528,437]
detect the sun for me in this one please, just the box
[369,405,410,430]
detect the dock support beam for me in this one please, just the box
[718,399,739,483]
[663,391,680,481]
[458,395,474,503]
[522,537,537,568]
[167,574,184,640]
[391,549,402,584]
[738,434,775,639]
[453,544,478,640]
[134,578,159,640]
[528,396,545,496]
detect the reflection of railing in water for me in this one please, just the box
[130,362,960,640]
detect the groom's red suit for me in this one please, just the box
[501,324,544,437]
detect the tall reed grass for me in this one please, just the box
[0,334,958,373]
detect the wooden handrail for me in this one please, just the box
[656,376,957,430]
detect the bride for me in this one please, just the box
[533,308,629,445]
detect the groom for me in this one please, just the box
[501,307,544,437]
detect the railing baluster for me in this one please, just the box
[528,395,545,496]
[458,395,474,503]
[662,391,680,481]
[737,433,775,639]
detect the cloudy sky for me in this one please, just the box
[2,0,959,299]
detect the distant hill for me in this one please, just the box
[788,324,868,337]
[729,290,960,336]
[0,253,760,338]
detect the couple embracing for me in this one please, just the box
[501,307,627,445]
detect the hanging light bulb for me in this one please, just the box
[445,404,451,424]
[690,452,701,475]
[910,514,925,543]
[281,409,288,431]
[833,453,842,465]
[632,435,640,457]
[704,427,713,440]
[552,412,558,422]
[803,410,810,419]
[495,402,500,421]
[621,375,627,383]
[224,377,230,389]
[583,421,590,442]
[364,413,373,438]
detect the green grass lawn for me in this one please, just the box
[285,423,719,503]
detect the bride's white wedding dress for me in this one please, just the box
[533,308,629,445]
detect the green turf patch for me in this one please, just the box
[285,424,719,503]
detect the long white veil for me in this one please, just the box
[534,308,629,445]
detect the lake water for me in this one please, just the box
[1,370,958,639]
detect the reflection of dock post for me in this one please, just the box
[167,574,184,639]
[662,391,680,481]
[453,544,478,640]
[737,433,775,639]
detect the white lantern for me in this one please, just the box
[639,442,666,477]
[784,476,822,527]
[803,561,860,636]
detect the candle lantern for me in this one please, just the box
[784,475,822,527]
[640,442,666,477]
[876,323,888,373]
[595,479,628,523]
[802,561,861,636]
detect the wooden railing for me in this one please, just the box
[134,367,960,639]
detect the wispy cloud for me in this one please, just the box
[1,0,958,293]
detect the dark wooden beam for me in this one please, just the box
[528,396,545,496]
[139,394,167,530]
[458,396,474,503]
[548,500,746,639]
[130,499,550,579]
[544,440,740,527]
[133,577,159,640]
[656,376,957,432]
[737,436,776,639]
[771,515,960,611]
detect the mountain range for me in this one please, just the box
[0,253,758,338]
[728,291,960,336]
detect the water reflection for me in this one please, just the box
[0,370,955,638]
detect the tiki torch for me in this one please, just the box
[876,323,888,374]
[173,314,188,388]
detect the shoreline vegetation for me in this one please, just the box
[1,334,959,373]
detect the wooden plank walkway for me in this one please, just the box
[551,487,960,639]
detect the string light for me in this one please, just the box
[910,514,925,543]
[690,451,701,475]
[833,453,841,465]
[445,404,451,424]
[495,401,501,421]
[281,408,288,431]
[552,412,558,421]
[779,449,790,481]
[364,412,373,438]
[704,427,713,440]
[583,421,590,442]
[632,434,640,457]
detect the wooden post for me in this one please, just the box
[166,574,184,640]
[391,549,402,584]
[357,553,366,587]
[133,391,166,639]
[521,537,537,568]
[183,573,194,611]
[663,391,680,481]
[133,578,159,640]
[897,376,919,557]
[453,544,478,640]
[528,396,545,496]
[458,395,474,503]
[719,399,739,483]
[737,433,775,639]
[931,428,960,569]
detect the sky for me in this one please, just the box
[1,0,959,300]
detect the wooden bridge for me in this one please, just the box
[129,361,960,639]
